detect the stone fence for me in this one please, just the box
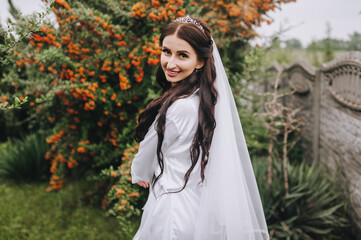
[269,52,361,231]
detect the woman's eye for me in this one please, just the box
[179,53,188,58]
[162,49,171,55]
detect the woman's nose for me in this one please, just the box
[167,56,177,69]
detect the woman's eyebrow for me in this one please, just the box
[162,46,190,54]
[177,50,190,54]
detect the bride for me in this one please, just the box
[131,15,269,240]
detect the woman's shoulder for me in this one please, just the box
[167,90,199,122]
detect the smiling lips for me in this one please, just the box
[167,69,181,77]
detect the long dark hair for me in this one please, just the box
[135,17,217,192]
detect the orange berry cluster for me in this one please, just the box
[201,0,296,40]
[107,145,141,216]
[131,0,185,22]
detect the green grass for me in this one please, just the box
[0,181,132,240]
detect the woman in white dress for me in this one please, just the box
[131,16,269,240]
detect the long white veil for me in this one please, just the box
[194,40,269,240]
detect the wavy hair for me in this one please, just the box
[135,17,217,192]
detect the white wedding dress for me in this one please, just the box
[131,37,269,240]
[131,89,202,240]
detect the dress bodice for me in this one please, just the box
[131,89,201,195]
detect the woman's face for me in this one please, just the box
[161,34,204,86]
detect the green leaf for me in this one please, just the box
[10,33,15,42]
[14,97,20,105]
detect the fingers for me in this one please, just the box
[137,181,149,188]
[140,182,148,188]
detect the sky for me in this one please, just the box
[252,0,361,47]
[1,0,360,48]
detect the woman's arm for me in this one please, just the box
[131,96,198,187]
[131,118,179,185]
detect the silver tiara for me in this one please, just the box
[174,15,204,33]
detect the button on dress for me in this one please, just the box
[131,89,202,240]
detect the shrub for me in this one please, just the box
[253,158,351,239]
[1,0,297,191]
[12,0,189,191]
[0,132,50,182]
[99,144,145,238]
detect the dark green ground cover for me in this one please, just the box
[0,181,130,240]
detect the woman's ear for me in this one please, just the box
[196,59,204,70]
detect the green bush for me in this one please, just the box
[239,108,269,157]
[0,142,7,152]
[253,158,352,239]
[97,144,145,239]
[0,132,50,182]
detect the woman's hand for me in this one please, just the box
[137,181,149,188]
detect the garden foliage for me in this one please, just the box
[1,0,296,190]
[254,158,350,239]
[10,0,351,235]
[0,132,50,182]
